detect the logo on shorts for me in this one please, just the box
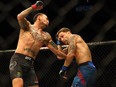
[9,61,17,70]
[25,56,31,61]
[17,71,22,77]
[34,77,39,84]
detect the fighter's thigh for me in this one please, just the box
[28,85,39,87]
[80,65,96,81]
[24,67,39,86]
[12,78,23,87]
[72,76,83,87]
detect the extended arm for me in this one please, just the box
[44,32,66,59]
[47,40,66,59]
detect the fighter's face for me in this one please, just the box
[58,32,69,44]
[38,14,49,29]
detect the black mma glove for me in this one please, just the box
[56,36,63,45]
[59,66,68,79]
[56,40,63,45]
[31,0,43,10]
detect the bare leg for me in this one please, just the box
[12,78,23,87]
[29,85,39,87]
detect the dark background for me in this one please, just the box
[0,0,116,87]
[0,0,116,50]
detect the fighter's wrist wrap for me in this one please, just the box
[59,66,68,79]
[31,1,43,10]
[31,4,37,10]
[61,66,68,71]
[57,40,62,45]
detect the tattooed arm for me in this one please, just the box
[17,1,43,30]
[45,33,66,59]
[63,36,76,67]
[17,7,33,30]
[46,40,66,59]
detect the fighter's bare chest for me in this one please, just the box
[29,30,48,42]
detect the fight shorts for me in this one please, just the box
[72,61,96,87]
[9,53,38,86]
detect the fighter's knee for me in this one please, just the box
[12,78,23,87]
[28,85,39,87]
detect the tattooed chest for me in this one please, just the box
[30,30,47,42]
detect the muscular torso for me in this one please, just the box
[15,25,51,59]
[70,35,92,64]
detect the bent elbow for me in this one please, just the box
[67,53,75,58]
[57,56,65,60]
[17,14,23,21]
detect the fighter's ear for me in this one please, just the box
[67,31,71,34]
[37,16,40,20]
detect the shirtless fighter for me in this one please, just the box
[9,1,66,87]
[56,27,96,87]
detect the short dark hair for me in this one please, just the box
[56,27,71,38]
[33,13,44,22]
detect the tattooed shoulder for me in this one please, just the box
[68,36,76,53]
[45,32,51,39]
[69,35,75,42]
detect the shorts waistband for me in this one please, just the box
[78,61,93,67]
[14,53,34,61]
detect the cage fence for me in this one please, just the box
[0,40,116,87]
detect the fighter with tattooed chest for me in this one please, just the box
[9,1,66,87]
